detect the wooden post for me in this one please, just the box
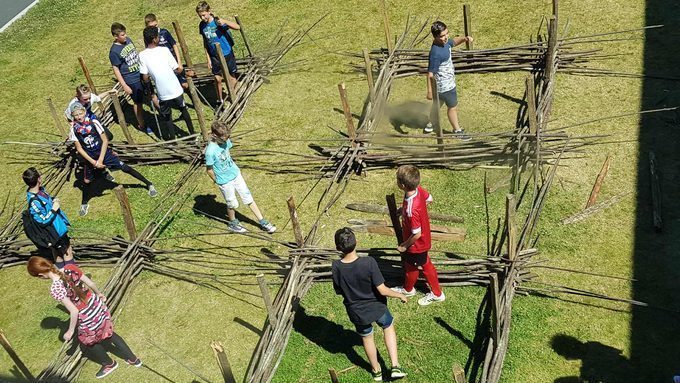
[545,16,558,84]
[525,76,538,135]
[585,154,612,209]
[552,0,559,20]
[78,57,98,94]
[452,363,467,383]
[0,329,35,382]
[463,4,473,50]
[47,98,67,138]
[385,193,403,244]
[649,151,662,232]
[172,21,193,67]
[110,92,135,144]
[338,83,356,146]
[234,15,253,58]
[430,81,444,149]
[211,341,236,383]
[187,77,209,141]
[113,185,137,240]
[362,48,375,101]
[215,43,236,102]
[328,368,340,383]
[488,274,500,350]
[379,0,393,53]
[256,274,277,327]
[505,194,517,260]
[287,196,304,247]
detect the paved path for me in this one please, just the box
[0,0,39,33]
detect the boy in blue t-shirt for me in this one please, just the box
[195,1,240,104]
[425,21,473,140]
[109,22,151,134]
[205,120,275,233]
[144,13,188,90]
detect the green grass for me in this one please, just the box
[1,0,678,382]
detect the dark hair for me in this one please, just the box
[143,26,159,46]
[396,165,420,191]
[334,227,357,254]
[22,167,40,187]
[111,22,126,36]
[431,20,448,37]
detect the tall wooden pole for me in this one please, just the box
[256,274,278,327]
[386,193,403,244]
[215,43,236,102]
[379,0,393,53]
[337,83,356,146]
[211,341,236,383]
[234,15,253,58]
[47,98,67,138]
[187,77,209,141]
[362,48,375,101]
[463,4,473,50]
[172,21,193,67]
[287,196,304,247]
[329,368,340,383]
[113,185,137,240]
[0,329,35,382]
[505,194,517,261]
[78,57,98,94]
[430,81,444,149]
[525,76,538,135]
[110,91,135,144]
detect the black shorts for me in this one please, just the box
[159,95,186,118]
[176,70,187,85]
[51,234,71,256]
[210,51,238,76]
[403,251,428,267]
[83,149,126,182]
[128,81,145,104]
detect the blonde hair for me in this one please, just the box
[75,84,91,98]
[196,1,211,13]
[144,13,157,25]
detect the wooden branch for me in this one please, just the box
[113,185,137,241]
[172,21,193,67]
[211,341,236,383]
[234,15,253,58]
[346,203,464,223]
[187,77,209,141]
[257,274,278,327]
[362,48,375,101]
[385,194,403,244]
[488,274,500,350]
[452,362,467,383]
[0,329,35,382]
[47,98,67,138]
[287,196,304,247]
[649,151,662,232]
[110,92,135,144]
[329,368,340,383]
[562,192,631,225]
[526,76,538,135]
[78,57,98,94]
[379,0,393,53]
[215,43,235,102]
[463,4,473,50]
[352,223,466,242]
[505,194,517,261]
[338,83,356,145]
[585,154,612,208]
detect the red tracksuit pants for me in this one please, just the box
[403,252,442,296]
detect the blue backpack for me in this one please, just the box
[22,196,61,249]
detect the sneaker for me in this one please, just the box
[126,358,143,368]
[148,185,158,197]
[391,366,407,379]
[259,219,277,234]
[104,171,115,182]
[674,376,680,383]
[79,204,90,217]
[145,127,154,135]
[228,219,247,233]
[371,369,383,382]
[454,129,471,141]
[424,122,434,133]
[95,361,118,379]
[418,291,446,306]
[390,286,416,297]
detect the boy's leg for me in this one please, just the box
[218,180,246,232]
[176,97,195,134]
[383,324,399,368]
[81,343,113,366]
[102,332,138,362]
[232,174,265,221]
[402,257,421,292]
[214,74,224,102]
[447,106,461,131]
[158,99,177,140]
[361,333,381,373]
[421,254,443,296]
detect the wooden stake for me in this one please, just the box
[525,76,538,135]
[463,4,473,50]
[379,0,394,53]
[385,193,403,244]
[585,154,612,209]
[47,98,67,138]
[505,194,517,260]
[329,368,340,383]
[110,91,135,144]
[215,43,235,102]
[552,0,559,20]
[488,274,500,349]
[172,21,193,67]
[431,81,444,149]
[113,185,137,240]
[649,151,662,232]
[257,274,278,327]
[338,83,356,145]
[211,341,236,383]
[362,48,375,101]
[0,329,35,382]
[187,77,209,141]
[234,15,253,58]
[452,362,467,383]
[545,16,558,84]
[78,57,98,94]
[287,196,304,247]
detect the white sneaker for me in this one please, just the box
[418,291,445,306]
[79,204,90,217]
[423,122,434,133]
[148,184,158,197]
[390,286,416,297]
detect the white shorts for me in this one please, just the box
[218,173,253,209]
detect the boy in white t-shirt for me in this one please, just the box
[139,26,194,140]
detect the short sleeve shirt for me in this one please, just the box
[205,140,240,185]
[64,95,103,121]
[50,264,91,310]
[199,19,232,56]
[332,257,388,325]
[428,39,456,93]
[69,117,105,156]
[401,186,433,254]
[109,37,141,84]
[158,28,178,60]
[139,46,183,101]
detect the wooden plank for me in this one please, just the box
[287,196,305,247]
[172,20,193,67]
[463,4,473,50]
[362,48,375,101]
[329,368,340,383]
[211,341,236,383]
[215,42,235,102]
[78,57,98,94]
[234,15,253,58]
[187,77,209,141]
[649,151,662,232]
[452,362,467,383]
[505,194,517,260]
[338,83,356,145]
[585,154,612,208]
[113,185,137,240]
[110,91,135,144]
[345,203,464,223]
[385,194,403,244]
[47,98,67,138]
[257,274,278,327]
[0,329,35,382]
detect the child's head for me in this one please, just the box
[431,21,449,44]
[111,22,127,43]
[26,256,54,278]
[211,121,232,143]
[144,13,158,28]
[22,167,41,188]
[75,84,94,106]
[71,104,87,123]
[143,26,160,47]
[196,1,212,22]
[396,165,420,191]
[334,227,357,255]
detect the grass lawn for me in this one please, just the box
[1,0,679,382]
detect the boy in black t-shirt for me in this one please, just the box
[332,227,408,382]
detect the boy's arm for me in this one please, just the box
[376,283,407,302]
[426,72,435,100]
[452,36,473,47]
[173,44,183,71]
[96,121,108,166]
[206,166,217,183]
[73,139,97,166]
[216,16,240,30]
[397,231,422,253]
[29,198,57,225]
[112,66,132,95]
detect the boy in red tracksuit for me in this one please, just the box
[391,165,445,306]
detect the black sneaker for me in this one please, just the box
[454,129,471,141]
[95,361,118,379]
[126,358,143,368]
[105,171,115,182]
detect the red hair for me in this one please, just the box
[27,257,88,304]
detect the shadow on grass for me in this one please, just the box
[192,194,261,228]
[551,334,633,383]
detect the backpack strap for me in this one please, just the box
[28,194,56,227]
